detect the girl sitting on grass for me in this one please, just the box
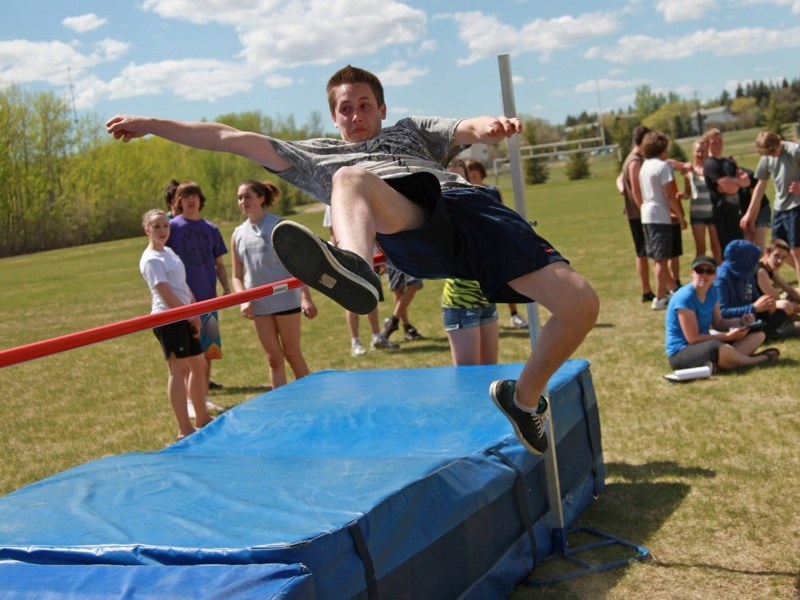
[665,255,779,372]
[139,209,212,440]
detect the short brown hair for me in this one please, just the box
[326,65,385,114]
[632,125,651,147]
[175,181,206,211]
[641,131,669,159]
[767,238,790,254]
[465,159,487,179]
[755,130,782,155]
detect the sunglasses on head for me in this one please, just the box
[693,266,716,275]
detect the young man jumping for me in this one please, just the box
[107,65,599,455]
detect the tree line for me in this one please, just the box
[575,76,800,156]
[2,76,799,256]
[0,86,324,257]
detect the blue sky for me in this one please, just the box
[2,0,800,130]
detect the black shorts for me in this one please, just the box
[755,200,771,229]
[628,218,647,258]
[386,267,423,292]
[670,223,683,258]
[152,319,203,360]
[643,223,673,260]
[375,173,567,304]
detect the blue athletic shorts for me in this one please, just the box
[199,311,222,360]
[442,304,499,331]
[772,206,800,248]
[375,173,567,304]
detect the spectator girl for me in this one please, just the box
[231,180,317,389]
[139,209,211,439]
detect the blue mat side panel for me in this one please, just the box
[359,364,605,599]
[0,360,603,599]
[0,563,316,600]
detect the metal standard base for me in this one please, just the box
[525,526,650,586]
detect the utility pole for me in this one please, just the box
[596,79,606,146]
[693,90,703,134]
[67,68,79,125]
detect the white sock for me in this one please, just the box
[514,392,545,414]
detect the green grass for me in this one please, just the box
[0,141,798,598]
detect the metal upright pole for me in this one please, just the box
[497,54,567,552]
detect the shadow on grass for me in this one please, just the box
[513,460,710,597]
[387,340,452,355]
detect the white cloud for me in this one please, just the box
[592,26,800,63]
[265,74,293,88]
[741,0,800,14]
[0,39,128,88]
[411,40,437,56]
[574,78,648,93]
[73,59,252,108]
[377,61,428,86]
[451,10,620,65]
[62,13,107,33]
[655,0,718,22]
[121,60,252,101]
[143,0,427,71]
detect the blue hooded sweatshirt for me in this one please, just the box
[713,239,762,318]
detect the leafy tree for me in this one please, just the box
[668,140,687,162]
[520,118,549,184]
[565,152,590,181]
[642,101,694,138]
[763,94,787,136]
[634,85,667,119]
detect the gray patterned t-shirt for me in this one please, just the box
[265,116,469,205]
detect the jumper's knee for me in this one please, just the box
[332,166,372,193]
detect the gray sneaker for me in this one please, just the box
[371,335,399,350]
[489,380,549,455]
[510,313,528,329]
[271,220,380,315]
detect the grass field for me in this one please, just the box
[0,133,798,598]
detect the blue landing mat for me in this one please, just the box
[0,360,604,599]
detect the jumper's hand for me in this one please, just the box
[106,115,148,143]
[485,117,522,139]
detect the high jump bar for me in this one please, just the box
[0,252,386,369]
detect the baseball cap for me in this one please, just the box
[691,256,716,270]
